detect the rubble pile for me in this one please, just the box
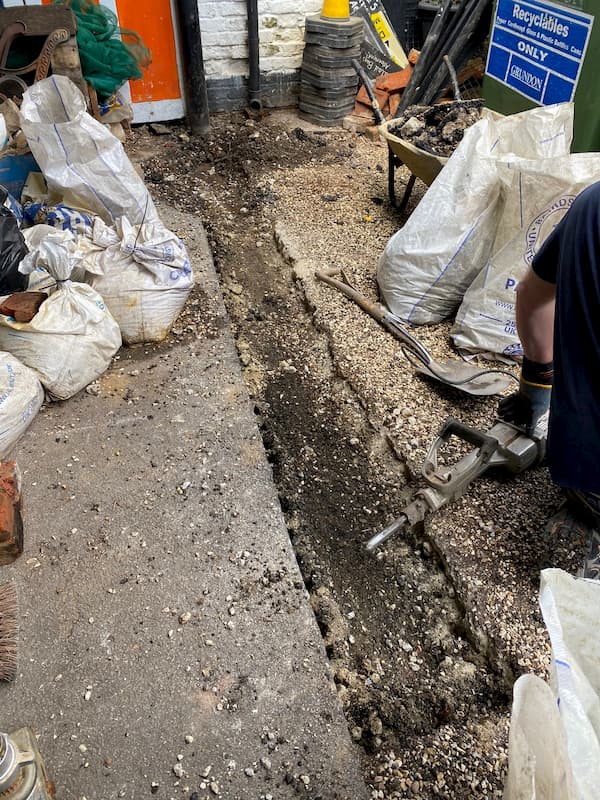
[387,99,484,157]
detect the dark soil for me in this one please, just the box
[388,100,484,156]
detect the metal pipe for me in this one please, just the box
[396,0,455,114]
[175,0,210,134]
[421,0,491,105]
[247,0,262,111]
[352,59,385,125]
[443,55,462,101]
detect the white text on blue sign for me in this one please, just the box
[485,0,593,104]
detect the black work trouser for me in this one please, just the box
[565,488,600,529]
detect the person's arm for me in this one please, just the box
[515,267,556,363]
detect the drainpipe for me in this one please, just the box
[247,0,262,111]
[176,0,210,134]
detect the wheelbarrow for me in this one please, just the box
[379,120,448,211]
[350,59,449,212]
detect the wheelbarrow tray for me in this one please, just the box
[379,118,448,186]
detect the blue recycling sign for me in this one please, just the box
[486,0,594,104]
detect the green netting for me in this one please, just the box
[52,0,152,101]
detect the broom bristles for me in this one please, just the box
[0,582,18,682]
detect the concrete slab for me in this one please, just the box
[1,207,368,800]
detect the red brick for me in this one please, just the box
[353,99,376,120]
[376,66,413,93]
[0,292,47,323]
[356,84,389,110]
[356,83,369,105]
[408,48,420,65]
[388,92,401,118]
[0,462,23,566]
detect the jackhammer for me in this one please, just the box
[367,417,546,551]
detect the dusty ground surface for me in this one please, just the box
[127,111,583,799]
[5,208,369,800]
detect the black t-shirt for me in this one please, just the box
[532,181,600,493]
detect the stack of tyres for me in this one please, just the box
[299,15,363,126]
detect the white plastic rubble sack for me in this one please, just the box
[503,674,578,800]
[539,568,600,800]
[377,103,574,324]
[22,225,86,290]
[78,217,193,344]
[0,113,7,151]
[19,75,159,226]
[451,154,600,358]
[0,352,44,459]
[0,229,122,400]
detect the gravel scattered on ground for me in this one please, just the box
[126,110,582,799]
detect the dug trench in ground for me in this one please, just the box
[207,209,517,799]
[130,113,584,798]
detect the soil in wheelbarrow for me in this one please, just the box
[388,99,484,157]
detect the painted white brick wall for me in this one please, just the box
[200,0,322,79]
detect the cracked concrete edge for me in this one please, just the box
[162,208,387,781]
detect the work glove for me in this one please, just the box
[497,356,553,438]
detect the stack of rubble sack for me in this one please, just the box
[0,75,194,456]
[504,569,600,800]
[377,101,600,360]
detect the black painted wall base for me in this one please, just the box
[206,70,300,112]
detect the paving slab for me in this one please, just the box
[1,207,368,800]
